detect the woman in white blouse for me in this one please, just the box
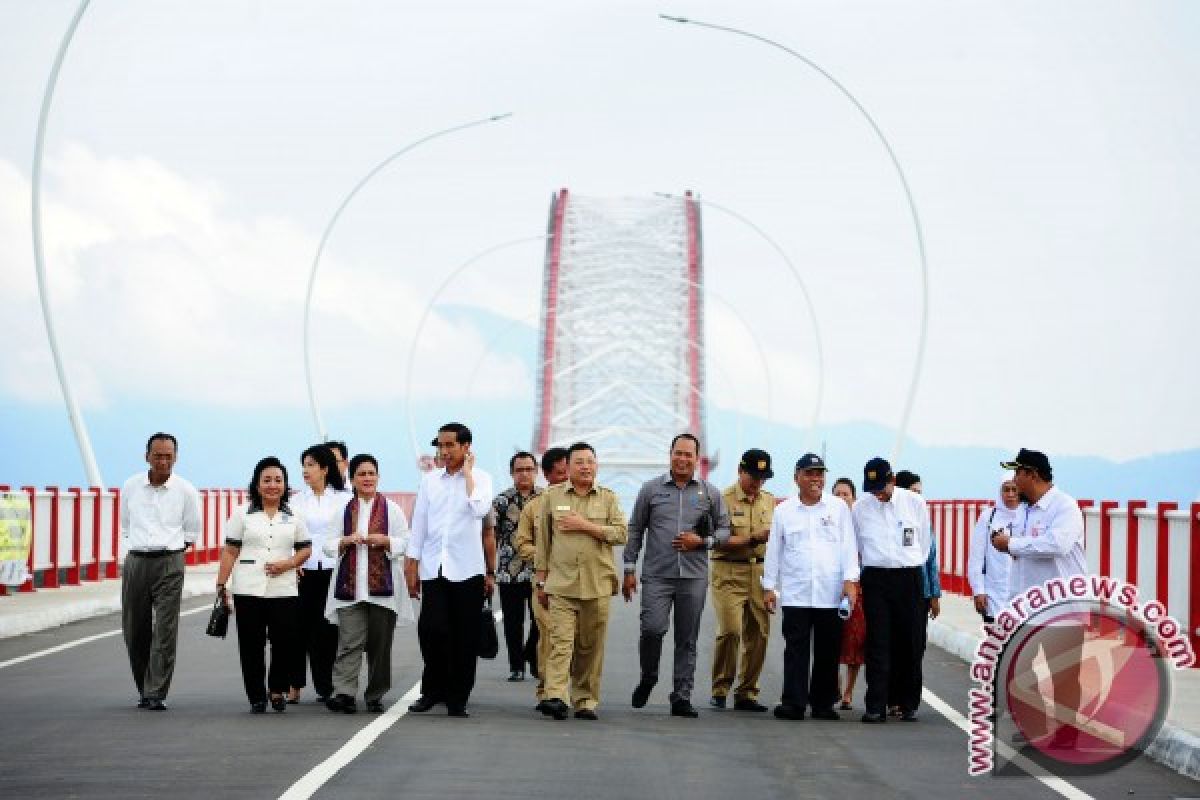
[289,444,351,704]
[215,457,312,713]
[324,454,413,714]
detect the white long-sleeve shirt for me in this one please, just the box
[763,493,859,608]
[323,496,413,623]
[406,466,493,581]
[293,485,352,570]
[1007,486,1086,595]
[967,506,1016,617]
[852,486,931,569]
[119,472,201,552]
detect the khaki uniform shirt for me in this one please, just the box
[714,486,775,562]
[536,483,627,600]
[515,493,546,565]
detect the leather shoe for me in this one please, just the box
[773,704,804,720]
[540,698,569,720]
[365,700,385,713]
[811,709,840,721]
[900,710,919,722]
[250,701,267,714]
[670,698,699,718]
[574,708,598,720]
[136,697,151,709]
[408,696,438,713]
[147,699,167,712]
[861,711,887,724]
[327,694,356,714]
[631,678,656,709]
[446,705,470,718]
[709,695,727,709]
[270,694,287,713]
[507,670,525,682]
[733,697,768,713]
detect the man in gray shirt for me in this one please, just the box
[623,434,730,717]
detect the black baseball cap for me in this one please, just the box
[739,449,774,480]
[862,457,893,493]
[1000,448,1051,475]
[794,453,827,472]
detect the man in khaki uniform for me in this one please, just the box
[536,442,627,721]
[514,447,569,707]
[710,449,775,712]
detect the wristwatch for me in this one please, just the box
[703,535,716,551]
[535,580,546,590]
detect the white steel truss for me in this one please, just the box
[534,190,708,503]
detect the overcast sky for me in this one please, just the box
[1,0,1198,482]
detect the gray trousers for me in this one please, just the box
[121,551,185,700]
[638,577,707,701]
[333,603,397,702]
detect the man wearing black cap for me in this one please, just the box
[763,453,859,721]
[990,448,1086,749]
[851,457,932,723]
[708,449,776,711]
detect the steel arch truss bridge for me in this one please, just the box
[534,189,709,502]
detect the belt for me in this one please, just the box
[128,548,185,558]
[716,557,760,564]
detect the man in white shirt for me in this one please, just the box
[763,454,858,721]
[404,422,495,718]
[119,432,201,711]
[990,448,1086,749]
[852,457,931,724]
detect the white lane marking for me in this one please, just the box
[279,604,505,798]
[278,682,422,800]
[0,604,210,670]
[921,688,1093,800]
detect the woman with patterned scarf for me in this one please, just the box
[323,454,414,713]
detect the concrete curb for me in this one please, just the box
[927,618,1200,780]
[0,570,217,639]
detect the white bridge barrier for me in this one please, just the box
[929,499,1200,666]
[0,485,415,596]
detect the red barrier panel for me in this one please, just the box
[1190,503,1200,657]
[1156,502,1177,607]
[66,488,83,586]
[88,487,103,581]
[1098,501,1119,579]
[106,489,120,579]
[1127,499,1147,587]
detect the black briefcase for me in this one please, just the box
[205,593,230,639]
[478,598,498,659]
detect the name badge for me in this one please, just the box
[556,505,571,512]
[902,527,915,547]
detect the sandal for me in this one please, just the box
[839,701,852,711]
[270,693,287,712]
[287,688,301,704]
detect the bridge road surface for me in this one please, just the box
[0,590,1195,800]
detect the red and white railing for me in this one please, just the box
[930,499,1200,664]
[0,486,416,595]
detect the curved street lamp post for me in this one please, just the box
[660,14,930,462]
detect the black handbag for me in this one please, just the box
[206,592,230,638]
[478,597,499,659]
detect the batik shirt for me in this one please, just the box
[492,486,540,584]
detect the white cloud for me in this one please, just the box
[0,145,529,413]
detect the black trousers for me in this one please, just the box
[233,594,299,704]
[861,566,925,716]
[418,574,485,709]
[498,581,538,672]
[888,598,931,708]
[296,568,339,697]
[781,606,842,712]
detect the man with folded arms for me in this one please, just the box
[120,432,201,711]
[763,453,858,721]
[535,442,627,720]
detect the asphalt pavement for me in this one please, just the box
[0,590,1196,799]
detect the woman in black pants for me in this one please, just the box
[289,444,351,703]
[215,457,311,712]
